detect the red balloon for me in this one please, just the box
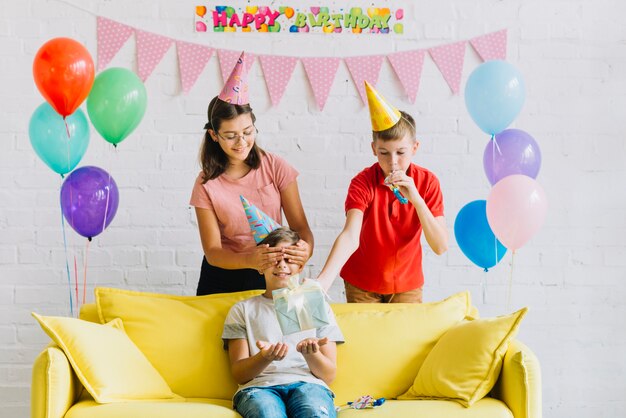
[33,38,95,117]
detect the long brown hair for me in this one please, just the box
[199,96,265,182]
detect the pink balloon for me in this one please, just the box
[486,175,548,251]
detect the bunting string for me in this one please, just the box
[53,1,506,108]
[97,15,505,107]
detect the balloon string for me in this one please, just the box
[65,118,72,175]
[74,255,79,312]
[481,271,486,304]
[82,239,91,305]
[507,250,515,311]
[494,233,499,276]
[69,179,76,234]
[60,184,74,317]
[491,134,499,271]
[101,172,112,236]
[100,147,118,235]
[492,134,502,155]
[64,117,70,139]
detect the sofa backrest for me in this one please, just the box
[329,292,471,405]
[78,289,472,402]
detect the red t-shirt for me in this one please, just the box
[340,163,444,294]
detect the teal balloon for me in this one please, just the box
[87,68,147,146]
[454,200,507,271]
[464,60,525,135]
[28,103,90,176]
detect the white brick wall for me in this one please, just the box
[1,0,625,417]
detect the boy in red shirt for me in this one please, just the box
[316,81,448,303]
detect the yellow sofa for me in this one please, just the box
[31,288,541,418]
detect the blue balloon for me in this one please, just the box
[454,200,507,271]
[29,103,90,176]
[464,60,525,136]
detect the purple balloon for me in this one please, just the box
[60,166,119,239]
[483,129,542,185]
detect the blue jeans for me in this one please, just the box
[233,382,336,418]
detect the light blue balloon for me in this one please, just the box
[454,200,507,271]
[464,60,525,136]
[29,103,90,176]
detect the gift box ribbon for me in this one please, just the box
[273,276,323,330]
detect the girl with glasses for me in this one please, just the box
[189,53,313,295]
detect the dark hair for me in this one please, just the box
[372,110,417,142]
[257,227,300,247]
[199,96,265,182]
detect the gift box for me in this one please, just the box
[272,276,330,335]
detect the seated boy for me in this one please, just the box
[223,227,344,418]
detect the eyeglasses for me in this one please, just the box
[216,127,258,142]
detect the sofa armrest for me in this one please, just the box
[491,340,542,418]
[31,345,79,418]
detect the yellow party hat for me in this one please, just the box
[364,80,402,132]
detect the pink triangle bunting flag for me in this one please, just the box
[470,29,508,61]
[428,41,467,94]
[136,30,173,82]
[344,55,385,105]
[176,41,214,94]
[301,57,340,111]
[387,50,425,104]
[96,17,134,71]
[259,55,298,107]
[217,49,255,84]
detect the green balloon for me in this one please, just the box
[86,68,147,146]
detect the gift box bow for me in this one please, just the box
[272,276,329,334]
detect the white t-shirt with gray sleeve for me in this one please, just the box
[222,294,344,394]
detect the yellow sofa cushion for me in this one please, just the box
[399,307,528,407]
[330,291,471,405]
[65,399,239,418]
[31,313,177,403]
[95,287,262,399]
[338,398,513,418]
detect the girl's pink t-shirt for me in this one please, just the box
[189,152,298,253]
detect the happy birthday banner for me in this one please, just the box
[194,5,405,34]
[97,16,507,108]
